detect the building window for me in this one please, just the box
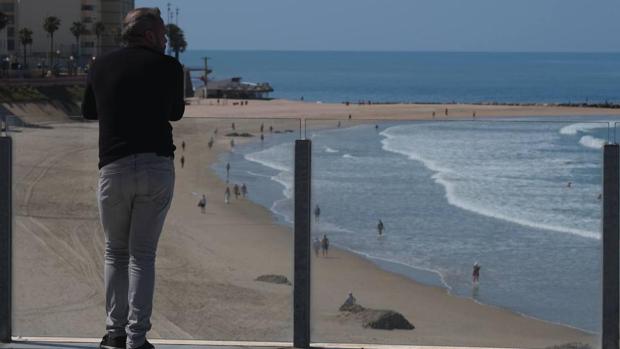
[82,4,95,11]
[83,17,93,23]
[7,27,14,37]
[7,39,14,51]
[81,41,95,48]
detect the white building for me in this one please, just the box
[0,0,134,60]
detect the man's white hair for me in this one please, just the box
[121,7,163,45]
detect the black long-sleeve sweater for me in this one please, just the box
[82,46,185,169]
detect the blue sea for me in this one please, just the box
[203,50,620,334]
[180,50,620,104]
[212,117,618,334]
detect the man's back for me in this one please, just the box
[82,46,185,169]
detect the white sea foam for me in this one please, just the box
[245,143,295,219]
[324,146,339,153]
[246,170,272,178]
[559,123,607,136]
[579,135,607,150]
[244,143,292,173]
[342,154,356,159]
[380,123,600,240]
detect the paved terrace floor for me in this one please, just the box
[0,339,510,349]
[0,338,288,349]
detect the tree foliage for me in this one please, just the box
[43,16,61,36]
[18,28,33,66]
[166,24,187,60]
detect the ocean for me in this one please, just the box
[201,50,620,333]
[180,50,620,104]
[212,117,615,333]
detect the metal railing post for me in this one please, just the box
[0,125,12,343]
[294,139,311,349]
[602,144,619,349]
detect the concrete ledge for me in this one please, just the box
[0,337,518,349]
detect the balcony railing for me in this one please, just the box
[0,114,619,349]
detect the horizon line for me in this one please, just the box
[181,48,620,54]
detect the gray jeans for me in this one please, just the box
[98,153,174,348]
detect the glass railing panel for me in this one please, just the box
[10,114,100,338]
[10,114,300,342]
[307,117,609,348]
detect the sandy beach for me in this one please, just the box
[9,100,618,348]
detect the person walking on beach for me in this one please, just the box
[225,186,231,204]
[230,139,235,149]
[181,140,185,151]
[314,204,321,223]
[260,123,264,133]
[472,262,481,284]
[321,234,329,257]
[241,183,247,198]
[377,219,384,236]
[197,194,206,214]
[232,122,236,130]
[445,108,448,116]
[343,292,357,306]
[233,184,240,199]
[260,134,264,144]
[226,162,230,182]
[313,237,321,257]
[180,155,185,168]
[208,137,214,149]
[82,7,184,349]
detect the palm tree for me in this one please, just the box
[69,21,87,60]
[43,16,61,67]
[18,28,32,67]
[93,21,105,56]
[165,24,187,60]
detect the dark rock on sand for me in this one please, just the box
[255,274,291,285]
[339,303,366,313]
[361,310,414,330]
[226,132,254,137]
[339,298,414,330]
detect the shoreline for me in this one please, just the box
[222,116,601,335]
[181,98,620,121]
[202,110,601,340]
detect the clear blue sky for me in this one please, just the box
[136,0,620,52]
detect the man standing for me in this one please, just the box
[82,7,184,349]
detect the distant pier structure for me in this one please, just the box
[186,57,274,100]
[197,77,274,99]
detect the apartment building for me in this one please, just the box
[0,0,16,56]
[0,0,133,59]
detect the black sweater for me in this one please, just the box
[82,46,185,169]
